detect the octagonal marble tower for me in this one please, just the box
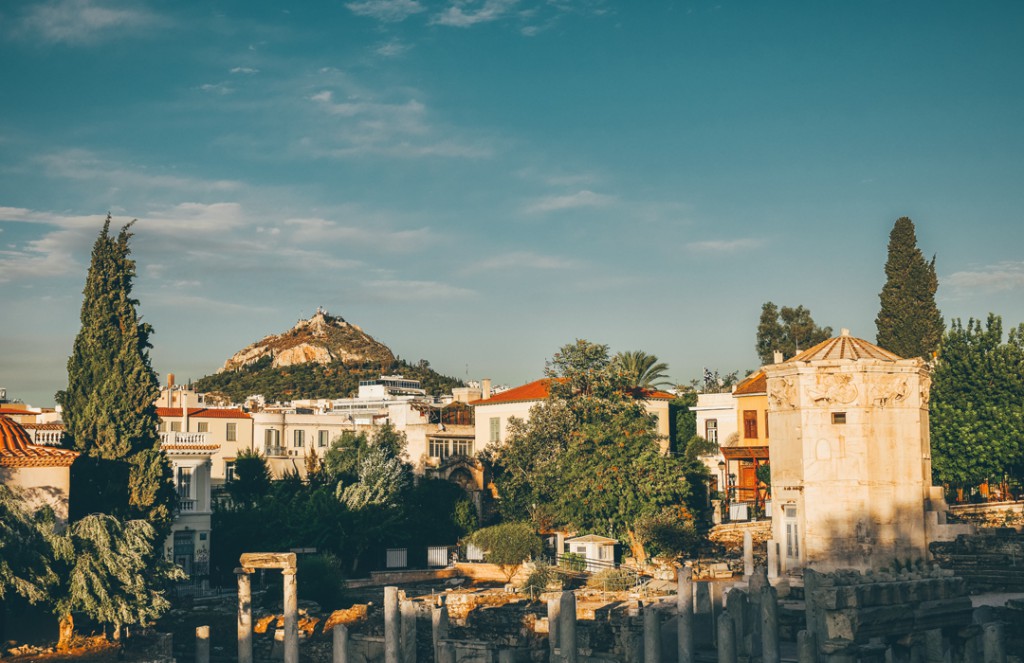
[763,329,932,572]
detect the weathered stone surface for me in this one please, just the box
[240,552,297,569]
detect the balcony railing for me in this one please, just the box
[160,431,210,446]
[30,430,65,446]
[264,445,286,457]
[177,498,197,512]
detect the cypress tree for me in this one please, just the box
[55,216,174,535]
[875,217,944,360]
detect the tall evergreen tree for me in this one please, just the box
[55,216,174,534]
[875,217,944,360]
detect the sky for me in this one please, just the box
[1,0,1023,407]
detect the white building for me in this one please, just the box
[160,430,219,576]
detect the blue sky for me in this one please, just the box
[2,0,1023,407]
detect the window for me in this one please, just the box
[743,410,758,439]
[226,423,237,441]
[429,438,449,459]
[764,412,769,438]
[170,421,181,432]
[832,412,847,424]
[197,422,209,433]
[452,439,473,457]
[177,466,192,499]
[264,429,280,453]
[293,430,305,447]
[158,421,166,432]
[489,417,501,443]
[225,461,236,482]
[318,430,330,447]
[705,419,718,443]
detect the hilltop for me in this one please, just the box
[192,309,462,402]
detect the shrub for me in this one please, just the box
[468,522,542,583]
[520,561,557,600]
[587,568,634,592]
[298,553,347,609]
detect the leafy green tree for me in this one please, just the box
[876,217,944,360]
[930,315,1024,492]
[0,486,58,607]
[489,340,709,559]
[613,351,671,389]
[227,450,273,508]
[633,506,702,560]
[756,302,833,365]
[337,447,410,510]
[468,522,542,583]
[55,217,174,533]
[53,514,184,647]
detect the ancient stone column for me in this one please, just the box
[726,587,749,657]
[983,622,1006,663]
[924,628,943,663]
[400,600,417,663]
[644,603,661,663]
[236,568,253,663]
[196,625,210,663]
[437,642,456,663]
[282,568,299,663]
[797,629,816,663]
[333,624,349,663]
[677,569,694,663]
[766,540,779,580]
[761,585,779,663]
[717,612,737,663]
[548,596,561,657]
[743,531,754,579]
[560,590,578,663]
[432,605,449,661]
[385,586,401,663]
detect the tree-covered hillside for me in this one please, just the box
[192,357,464,403]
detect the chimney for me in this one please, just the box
[481,378,492,400]
[182,392,189,433]
[167,373,175,388]
[773,351,783,364]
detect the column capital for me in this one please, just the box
[282,568,297,576]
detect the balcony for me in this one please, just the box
[177,498,197,512]
[160,431,210,446]
[264,445,286,457]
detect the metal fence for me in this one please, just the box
[386,548,408,569]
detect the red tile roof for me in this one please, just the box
[0,415,79,468]
[156,407,250,419]
[470,378,676,406]
[733,371,767,396]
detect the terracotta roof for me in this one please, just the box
[162,443,221,453]
[0,415,79,468]
[470,378,555,405]
[156,407,250,419]
[787,331,903,363]
[21,422,66,431]
[0,407,37,415]
[470,378,674,406]
[733,371,766,396]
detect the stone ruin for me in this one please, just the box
[187,550,1010,663]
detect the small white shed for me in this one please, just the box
[565,534,617,571]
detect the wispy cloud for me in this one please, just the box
[16,0,165,45]
[686,238,764,253]
[230,67,260,75]
[945,262,1024,295]
[433,0,521,27]
[525,190,616,214]
[306,86,491,159]
[0,228,84,282]
[199,82,234,95]
[363,279,475,300]
[464,251,579,273]
[38,149,243,193]
[375,39,411,58]
[346,0,426,22]
[283,216,432,252]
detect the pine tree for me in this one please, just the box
[55,216,174,533]
[875,217,944,360]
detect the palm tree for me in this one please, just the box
[613,351,671,390]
